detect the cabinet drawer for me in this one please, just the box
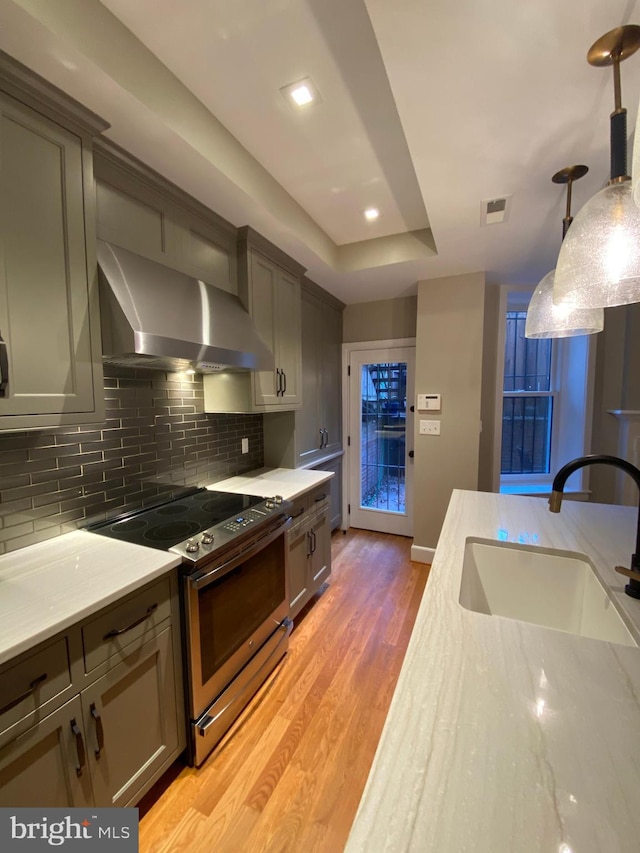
[288,496,308,526]
[82,578,171,673]
[308,485,330,514]
[0,637,72,738]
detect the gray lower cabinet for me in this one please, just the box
[0,576,184,808]
[287,488,332,620]
[313,457,343,531]
[81,627,179,807]
[0,695,94,807]
[0,54,106,431]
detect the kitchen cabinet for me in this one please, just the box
[312,456,343,531]
[287,487,331,620]
[0,575,184,808]
[203,227,304,413]
[0,53,107,431]
[262,278,344,468]
[94,141,238,295]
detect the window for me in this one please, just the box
[497,289,595,495]
[501,311,554,475]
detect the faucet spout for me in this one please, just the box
[549,454,640,600]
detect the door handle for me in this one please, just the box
[408,450,414,458]
[71,718,86,777]
[0,330,8,398]
[90,703,105,758]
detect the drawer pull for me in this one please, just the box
[0,672,47,715]
[90,702,104,758]
[291,507,305,519]
[103,603,158,640]
[71,718,86,777]
[314,493,327,502]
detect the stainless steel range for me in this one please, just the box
[87,487,292,766]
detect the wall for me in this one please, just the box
[343,295,417,343]
[0,366,263,555]
[413,272,485,555]
[478,284,500,492]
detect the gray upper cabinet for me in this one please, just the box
[94,141,238,295]
[203,227,304,413]
[0,54,107,431]
[263,278,344,467]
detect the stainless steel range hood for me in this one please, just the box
[97,241,274,373]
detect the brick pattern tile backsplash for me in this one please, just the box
[0,367,264,555]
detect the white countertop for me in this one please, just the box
[0,531,180,666]
[346,490,640,853]
[211,466,333,501]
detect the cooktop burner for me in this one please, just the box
[86,487,289,565]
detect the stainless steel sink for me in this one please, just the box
[459,537,637,646]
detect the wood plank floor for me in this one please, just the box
[138,528,430,853]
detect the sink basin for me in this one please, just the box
[459,538,637,646]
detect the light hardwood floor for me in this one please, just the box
[139,528,430,853]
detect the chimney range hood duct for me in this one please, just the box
[97,241,274,373]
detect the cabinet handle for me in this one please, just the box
[291,507,305,519]
[0,330,8,398]
[311,529,317,553]
[319,428,324,448]
[306,530,313,557]
[90,702,105,758]
[103,603,158,640]
[0,672,48,715]
[324,429,329,447]
[276,368,282,396]
[282,370,287,395]
[71,718,86,777]
[314,493,327,502]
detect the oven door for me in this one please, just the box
[184,518,290,721]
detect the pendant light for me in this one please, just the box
[526,165,603,338]
[553,25,640,309]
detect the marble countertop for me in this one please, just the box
[346,490,640,853]
[211,466,334,500]
[0,531,180,666]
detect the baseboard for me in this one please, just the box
[410,544,436,564]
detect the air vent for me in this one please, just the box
[481,195,512,225]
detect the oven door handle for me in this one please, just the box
[190,516,291,590]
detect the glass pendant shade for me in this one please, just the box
[553,180,640,308]
[525,268,603,338]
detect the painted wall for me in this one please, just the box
[478,284,500,492]
[413,272,486,551]
[343,295,417,342]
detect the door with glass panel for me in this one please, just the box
[348,347,415,536]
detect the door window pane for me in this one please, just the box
[360,362,407,513]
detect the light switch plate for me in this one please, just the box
[241,437,249,454]
[419,420,440,435]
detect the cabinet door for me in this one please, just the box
[309,510,331,588]
[287,519,310,619]
[0,93,98,419]
[0,695,94,807]
[321,300,343,454]
[277,269,302,408]
[80,628,180,808]
[249,252,279,406]
[314,459,343,531]
[297,289,323,462]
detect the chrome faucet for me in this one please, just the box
[549,454,640,600]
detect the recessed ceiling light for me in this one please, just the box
[363,207,380,221]
[280,76,322,109]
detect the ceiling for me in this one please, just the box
[2,0,640,304]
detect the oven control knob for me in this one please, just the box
[265,500,275,509]
[185,539,199,553]
[201,532,214,545]
[274,495,284,505]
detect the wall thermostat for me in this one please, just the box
[417,393,441,411]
